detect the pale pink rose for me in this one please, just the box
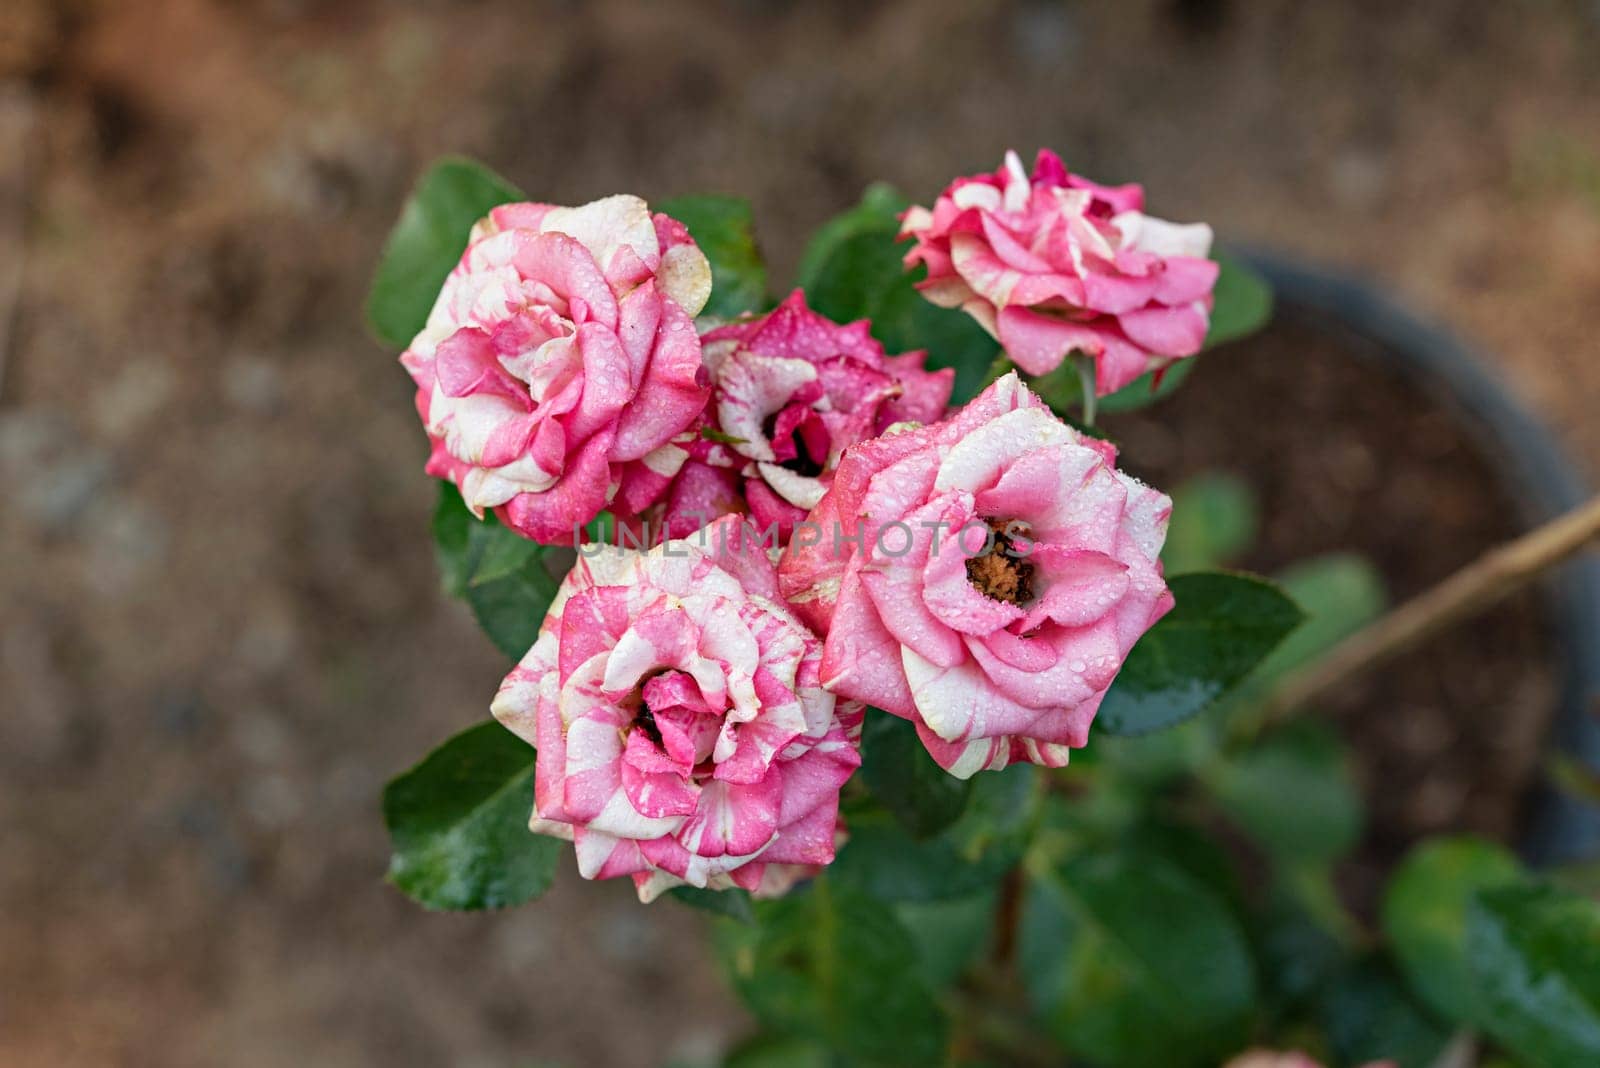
[401,195,714,545]
[779,373,1172,778]
[654,290,953,543]
[901,149,1218,394]
[492,515,863,902]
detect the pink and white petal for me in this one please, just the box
[1119,304,1209,359]
[539,194,663,282]
[496,428,617,543]
[820,570,917,718]
[933,406,1076,496]
[614,295,710,461]
[510,231,620,329]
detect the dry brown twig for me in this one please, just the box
[1260,493,1600,725]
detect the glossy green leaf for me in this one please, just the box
[830,764,1039,902]
[1210,721,1361,866]
[859,709,974,838]
[670,884,756,924]
[1321,960,1453,1068]
[797,188,998,403]
[1019,849,1257,1067]
[367,157,522,348]
[1163,471,1260,574]
[383,720,560,910]
[794,182,908,286]
[1206,253,1273,349]
[657,194,768,318]
[1096,571,1304,735]
[1467,883,1600,1066]
[433,483,564,661]
[1381,835,1525,1025]
[715,880,947,1065]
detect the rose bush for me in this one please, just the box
[902,148,1218,393]
[401,195,714,544]
[490,515,863,901]
[374,158,1597,1068]
[660,289,953,541]
[781,371,1173,776]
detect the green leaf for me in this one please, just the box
[722,1034,834,1068]
[367,157,523,348]
[1210,721,1361,866]
[797,187,998,403]
[1019,849,1257,1067]
[715,880,948,1065]
[1381,835,1525,1025]
[382,720,561,910]
[1467,883,1600,1067]
[1096,571,1304,735]
[1163,471,1260,574]
[1253,884,1350,1018]
[794,181,909,285]
[1257,553,1387,685]
[656,194,768,318]
[1019,348,1201,416]
[433,483,564,661]
[1205,253,1273,349]
[830,764,1039,902]
[891,888,997,988]
[1321,960,1453,1068]
[670,884,756,924]
[859,709,974,838]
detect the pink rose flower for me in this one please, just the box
[492,515,864,902]
[779,373,1172,778]
[901,149,1218,394]
[656,290,953,542]
[401,195,715,544]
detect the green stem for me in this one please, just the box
[1075,354,1098,427]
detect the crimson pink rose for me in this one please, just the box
[492,516,863,902]
[401,195,714,544]
[902,149,1218,394]
[779,373,1172,778]
[656,290,953,542]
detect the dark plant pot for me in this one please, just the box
[1240,251,1600,866]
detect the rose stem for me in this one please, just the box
[1074,354,1098,428]
[1257,493,1600,727]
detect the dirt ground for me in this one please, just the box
[2,1,1598,1065]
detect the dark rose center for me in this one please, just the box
[761,411,825,478]
[625,670,667,746]
[966,520,1035,607]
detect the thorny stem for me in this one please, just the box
[1258,493,1600,727]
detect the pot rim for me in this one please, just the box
[1236,250,1600,865]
